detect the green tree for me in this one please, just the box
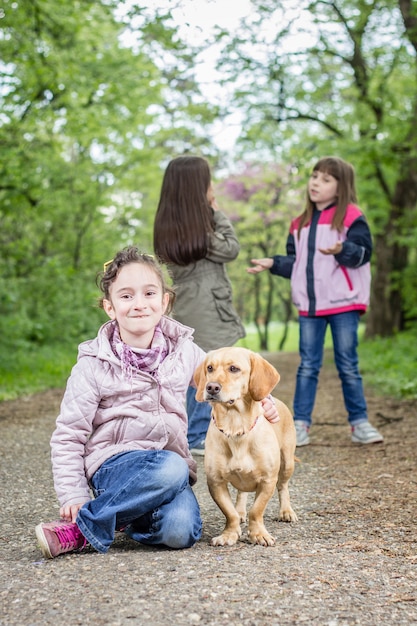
[0,0,217,347]
[214,0,417,337]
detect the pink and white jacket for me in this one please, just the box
[270,203,372,316]
[50,317,205,509]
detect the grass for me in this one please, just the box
[358,330,417,399]
[0,342,78,401]
[236,321,335,352]
[0,324,416,401]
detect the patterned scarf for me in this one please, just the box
[111,322,168,380]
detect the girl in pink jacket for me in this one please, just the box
[35,247,205,558]
[36,246,278,558]
[248,157,383,447]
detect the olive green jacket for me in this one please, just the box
[167,210,246,351]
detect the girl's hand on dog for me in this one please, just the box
[262,396,280,423]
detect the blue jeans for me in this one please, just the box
[76,450,202,554]
[186,386,211,448]
[293,312,368,427]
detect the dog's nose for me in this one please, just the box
[206,382,221,395]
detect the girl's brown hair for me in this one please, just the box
[153,156,215,266]
[298,156,358,237]
[97,246,175,315]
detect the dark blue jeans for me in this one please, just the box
[186,386,211,448]
[76,450,202,553]
[293,312,368,427]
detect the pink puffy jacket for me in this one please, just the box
[290,204,371,316]
[51,317,205,508]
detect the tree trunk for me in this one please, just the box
[366,234,402,337]
[366,174,414,337]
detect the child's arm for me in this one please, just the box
[206,210,240,263]
[51,360,98,511]
[247,232,296,278]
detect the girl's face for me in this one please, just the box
[103,263,169,349]
[308,170,338,210]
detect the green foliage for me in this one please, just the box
[0,341,78,401]
[358,329,417,399]
[237,322,298,352]
[236,321,333,352]
[0,0,217,355]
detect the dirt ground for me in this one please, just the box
[1,350,416,625]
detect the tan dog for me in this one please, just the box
[194,346,298,547]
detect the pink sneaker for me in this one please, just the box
[35,520,87,558]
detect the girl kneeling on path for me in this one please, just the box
[247,156,383,448]
[36,246,278,558]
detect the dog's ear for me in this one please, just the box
[193,360,207,402]
[248,352,280,400]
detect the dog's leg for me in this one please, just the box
[277,453,298,522]
[247,481,277,546]
[278,484,297,522]
[208,481,242,546]
[235,490,248,523]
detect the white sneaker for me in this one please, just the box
[351,421,383,444]
[294,421,310,446]
[190,440,205,456]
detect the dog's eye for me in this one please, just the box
[207,365,213,372]
[229,365,240,373]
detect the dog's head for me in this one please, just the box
[194,347,280,405]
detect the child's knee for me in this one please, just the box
[159,451,189,489]
[161,488,202,548]
[163,508,202,548]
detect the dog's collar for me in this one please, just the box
[211,413,261,437]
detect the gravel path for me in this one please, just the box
[1,351,416,625]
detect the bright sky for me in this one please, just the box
[122,1,314,156]
[148,0,253,39]
[143,0,255,152]
[143,1,315,154]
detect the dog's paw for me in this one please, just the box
[211,530,241,546]
[248,528,276,547]
[279,507,298,523]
